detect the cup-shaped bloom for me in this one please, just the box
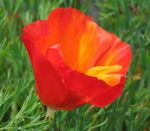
[21,8,132,110]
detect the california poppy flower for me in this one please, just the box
[21,8,132,110]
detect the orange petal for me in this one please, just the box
[47,8,92,68]
[95,33,132,74]
[76,21,112,72]
[23,8,92,68]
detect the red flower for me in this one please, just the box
[21,8,132,110]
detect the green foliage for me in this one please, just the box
[0,0,150,130]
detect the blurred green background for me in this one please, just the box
[0,0,150,130]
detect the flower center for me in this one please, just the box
[86,65,122,86]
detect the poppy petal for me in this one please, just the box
[21,29,84,110]
[95,33,132,74]
[22,20,51,54]
[61,69,125,107]
[45,45,126,108]
[47,8,92,68]
[76,21,112,72]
